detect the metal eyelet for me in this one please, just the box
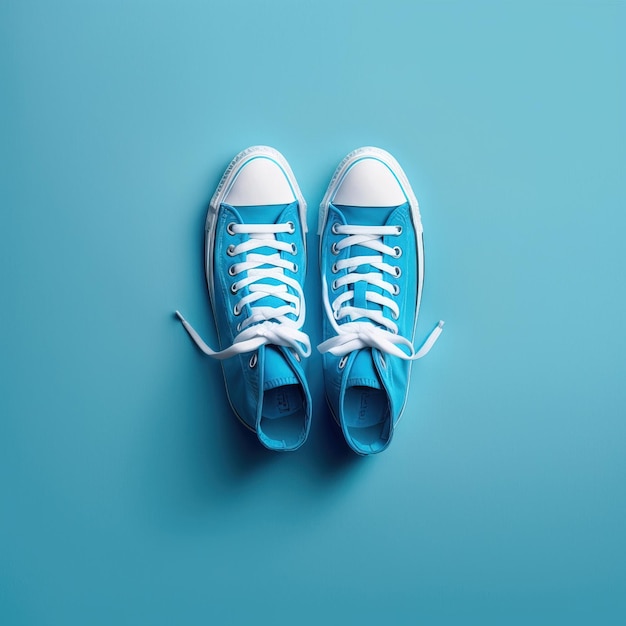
[331,222,341,234]
[391,310,399,320]
[230,283,238,294]
[249,353,257,368]
[395,226,403,235]
[291,243,297,254]
[227,244,236,256]
[394,266,402,277]
[228,265,237,276]
[233,304,241,316]
[331,279,338,290]
[333,308,341,320]
[331,242,340,255]
[292,263,298,273]
[236,322,242,331]
[338,355,348,369]
[392,284,400,296]
[287,221,295,234]
[393,246,402,258]
[227,222,237,235]
[331,263,338,274]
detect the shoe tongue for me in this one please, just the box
[225,201,299,322]
[332,203,405,322]
[233,202,292,224]
[262,346,299,391]
[334,203,401,227]
[346,349,381,390]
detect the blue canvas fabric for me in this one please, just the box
[176,147,312,452]
[320,201,419,454]
[213,200,312,450]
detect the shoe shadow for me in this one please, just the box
[135,344,284,526]
[176,181,364,488]
[136,180,371,529]
[185,186,284,479]
[137,324,367,531]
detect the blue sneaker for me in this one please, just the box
[176,146,312,451]
[318,147,444,455]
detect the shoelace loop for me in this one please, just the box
[176,221,311,360]
[318,223,443,360]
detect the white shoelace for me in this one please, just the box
[317,223,444,360]
[176,222,311,360]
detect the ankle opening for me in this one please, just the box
[258,384,307,451]
[343,385,392,454]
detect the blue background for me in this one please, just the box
[1,1,625,624]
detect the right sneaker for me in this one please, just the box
[318,147,444,455]
[176,146,312,451]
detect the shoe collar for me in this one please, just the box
[336,347,397,454]
[252,344,311,451]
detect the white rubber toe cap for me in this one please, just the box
[333,158,407,207]
[224,156,296,206]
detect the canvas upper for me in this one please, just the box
[318,147,444,455]
[176,146,312,451]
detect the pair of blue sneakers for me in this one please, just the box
[176,146,443,455]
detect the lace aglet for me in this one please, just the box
[438,320,445,329]
[174,310,185,323]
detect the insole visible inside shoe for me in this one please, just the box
[344,386,390,448]
[260,384,305,447]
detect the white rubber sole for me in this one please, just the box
[317,146,423,234]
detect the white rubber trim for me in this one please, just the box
[205,145,307,303]
[318,146,422,235]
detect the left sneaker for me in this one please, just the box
[176,146,312,451]
[318,147,444,455]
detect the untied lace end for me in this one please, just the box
[174,310,311,361]
[175,219,311,361]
